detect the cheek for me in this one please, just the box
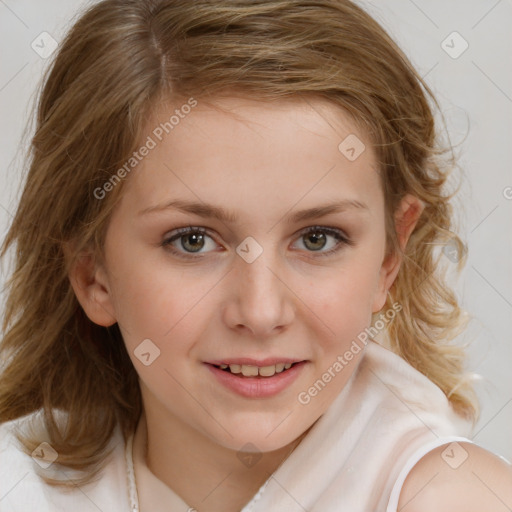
[302,255,383,346]
[106,251,201,347]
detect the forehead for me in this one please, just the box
[121,94,382,220]
[146,93,370,154]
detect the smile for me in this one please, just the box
[205,360,307,398]
[213,362,296,377]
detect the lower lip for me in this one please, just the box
[205,362,307,398]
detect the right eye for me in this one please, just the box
[161,226,220,258]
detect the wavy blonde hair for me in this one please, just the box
[0,0,478,487]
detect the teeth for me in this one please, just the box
[223,362,294,376]
[241,365,259,377]
[259,365,276,377]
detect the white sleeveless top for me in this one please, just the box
[0,340,475,511]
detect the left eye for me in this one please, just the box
[161,225,352,258]
[291,226,352,256]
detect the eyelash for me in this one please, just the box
[161,225,354,260]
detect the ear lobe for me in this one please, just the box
[66,247,117,327]
[372,194,425,312]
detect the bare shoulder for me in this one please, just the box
[397,442,512,512]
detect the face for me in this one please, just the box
[81,95,406,453]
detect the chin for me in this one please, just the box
[203,414,311,453]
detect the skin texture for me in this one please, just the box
[398,441,512,511]
[70,95,429,511]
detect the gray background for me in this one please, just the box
[1,0,511,460]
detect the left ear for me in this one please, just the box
[372,194,425,312]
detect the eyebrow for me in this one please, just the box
[138,198,369,224]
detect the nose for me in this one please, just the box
[222,246,295,338]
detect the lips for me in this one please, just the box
[206,360,307,398]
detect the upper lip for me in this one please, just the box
[206,357,306,366]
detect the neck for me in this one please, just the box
[138,406,307,512]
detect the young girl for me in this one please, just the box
[0,0,510,511]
